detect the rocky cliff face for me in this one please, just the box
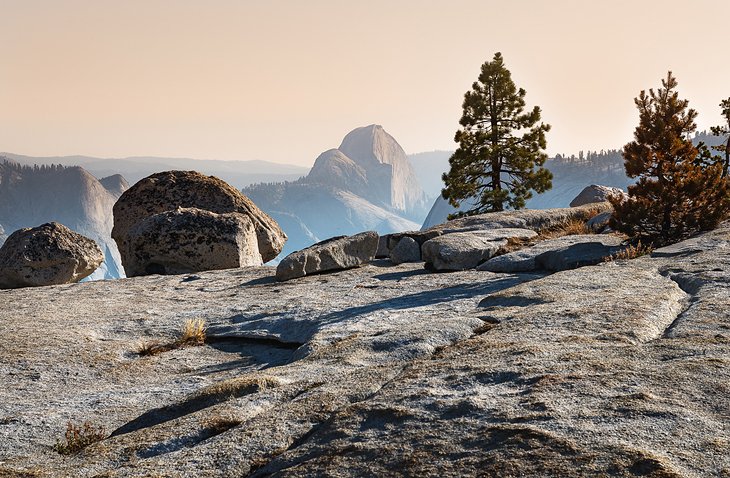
[1,218,728,476]
[0,160,127,279]
[336,125,428,216]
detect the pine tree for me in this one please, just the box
[609,72,730,244]
[710,97,730,177]
[441,52,552,216]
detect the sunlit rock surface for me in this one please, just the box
[1,223,729,476]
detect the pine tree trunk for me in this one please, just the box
[490,93,503,211]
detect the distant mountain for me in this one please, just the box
[1,153,308,190]
[244,125,427,260]
[336,125,429,217]
[0,160,127,279]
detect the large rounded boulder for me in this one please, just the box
[112,171,286,275]
[124,207,262,276]
[0,222,103,289]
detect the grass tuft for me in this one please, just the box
[53,421,106,455]
[200,376,281,402]
[605,241,654,262]
[538,218,593,240]
[494,236,534,256]
[136,340,167,357]
[200,413,243,435]
[177,319,206,347]
[136,319,207,357]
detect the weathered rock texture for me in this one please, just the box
[276,231,379,281]
[375,235,390,259]
[124,208,262,276]
[387,229,442,250]
[422,228,537,271]
[570,184,627,207]
[0,222,103,288]
[586,211,612,232]
[1,224,729,476]
[112,171,286,273]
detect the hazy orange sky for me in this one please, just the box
[1,0,728,166]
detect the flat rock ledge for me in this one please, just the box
[0,223,729,476]
[425,203,612,235]
[479,234,626,273]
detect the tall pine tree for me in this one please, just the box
[441,52,552,216]
[609,72,730,244]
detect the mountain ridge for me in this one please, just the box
[0,160,127,279]
[1,152,308,189]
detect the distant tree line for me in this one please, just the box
[1,158,69,176]
[241,178,303,208]
[0,160,72,206]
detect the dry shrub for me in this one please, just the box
[495,236,534,256]
[200,412,242,435]
[136,319,206,357]
[53,421,106,455]
[538,218,593,240]
[136,340,168,357]
[177,318,206,347]
[200,375,281,402]
[605,241,654,262]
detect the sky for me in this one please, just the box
[1,0,728,167]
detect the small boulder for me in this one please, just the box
[375,235,391,259]
[123,208,262,277]
[276,231,379,281]
[387,230,442,250]
[112,171,286,271]
[535,236,626,272]
[479,234,619,273]
[0,222,103,288]
[389,236,421,264]
[421,229,537,271]
[586,211,613,232]
[570,185,627,207]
